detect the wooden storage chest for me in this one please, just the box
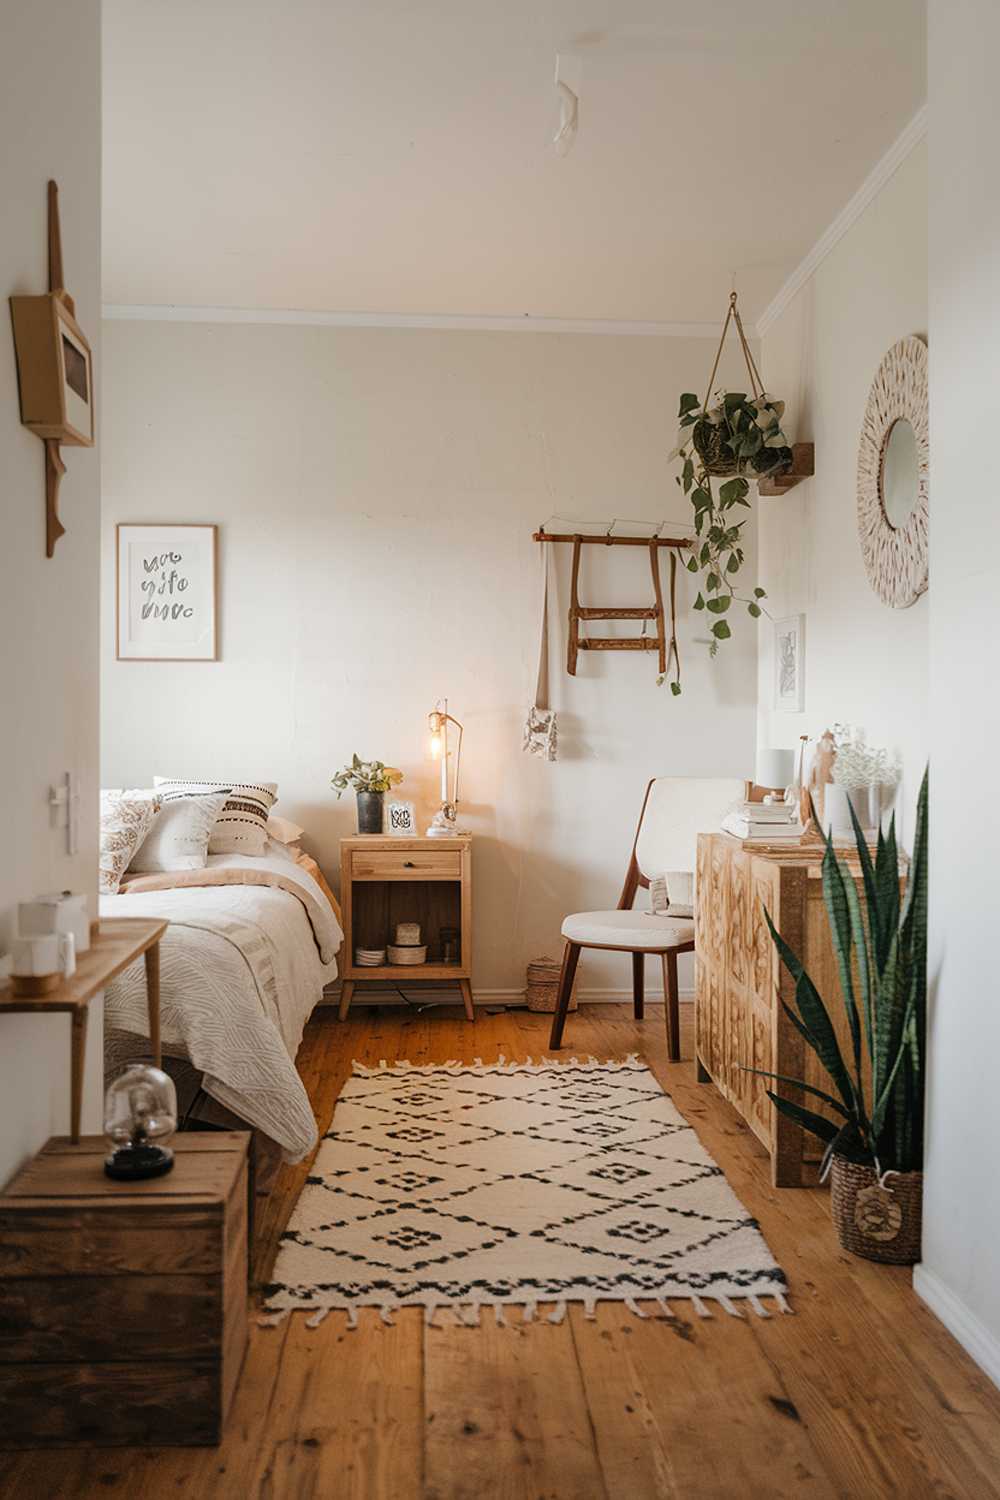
[0,1131,249,1447]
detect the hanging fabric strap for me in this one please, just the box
[523,543,558,760]
[535,539,553,711]
[664,551,681,687]
[702,291,766,411]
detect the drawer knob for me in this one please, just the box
[404,860,415,868]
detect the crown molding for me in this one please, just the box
[755,103,928,340]
[101,303,721,338]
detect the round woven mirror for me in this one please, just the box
[856,335,928,608]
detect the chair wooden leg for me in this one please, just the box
[549,942,581,1050]
[632,952,644,1020]
[661,950,681,1063]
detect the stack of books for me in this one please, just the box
[721,799,804,842]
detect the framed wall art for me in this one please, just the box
[773,614,805,712]
[116,523,218,661]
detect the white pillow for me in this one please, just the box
[99,790,160,894]
[153,777,278,856]
[267,814,304,846]
[130,789,232,873]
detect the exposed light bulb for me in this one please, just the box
[430,732,443,759]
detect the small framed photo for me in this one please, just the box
[774,614,805,712]
[386,800,417,836]
[116,524,218,661]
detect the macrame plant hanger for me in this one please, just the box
[703,290,766,414]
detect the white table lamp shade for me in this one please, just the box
[755,747,795,789]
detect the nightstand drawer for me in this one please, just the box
[350,848,462,881]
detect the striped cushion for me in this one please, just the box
[153,777,278,856]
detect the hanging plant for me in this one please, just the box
[669,293,792,658]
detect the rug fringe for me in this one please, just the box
[265,1287,793,1328]
[350,1054,647,1078]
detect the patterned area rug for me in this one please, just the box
[263,1056,789,1327]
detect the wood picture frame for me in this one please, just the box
[116,523,218,662]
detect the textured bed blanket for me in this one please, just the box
[102,852,342,1161]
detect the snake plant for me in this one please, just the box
[750,768,928,1178]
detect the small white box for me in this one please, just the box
[18,892,90,954]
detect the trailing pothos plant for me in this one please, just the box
[671,389,793,658]
[749,768,928,1179]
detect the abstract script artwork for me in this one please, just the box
[116,523,217,660]
[264,1057,789,1327]
[774,614,805,712]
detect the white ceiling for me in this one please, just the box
[102,1,926,324]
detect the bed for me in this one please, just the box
[101,843,343,1165]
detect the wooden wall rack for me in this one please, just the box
[533,530,691,678]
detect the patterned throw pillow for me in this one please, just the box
[153,778,278,856]
[99,791,161,894]
[129,789,232,873]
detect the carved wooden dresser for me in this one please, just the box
[694,831,873,1188]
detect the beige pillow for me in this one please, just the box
[154,777,278,856]
[267,814,304,846]
[99,791,160,894]
[130,789,231,873]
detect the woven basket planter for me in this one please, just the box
[692,417,794,481]
[692,418,740,477]
[829,1157,923,1264]
[525,956,578,1014]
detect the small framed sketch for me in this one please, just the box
[116,524,218,661]
[774,614,805,712]
[386,800,417,836]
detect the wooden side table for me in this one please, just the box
[0,1131,249,1447]
[338,835,474,1020]
[0,917,167,1143]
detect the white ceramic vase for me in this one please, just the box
[823,784,853,838]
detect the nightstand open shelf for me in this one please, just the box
[338,835,473,1020]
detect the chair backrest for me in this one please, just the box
[632,777,745,886]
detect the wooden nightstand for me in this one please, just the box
[338,835,473,1021]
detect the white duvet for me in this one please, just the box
[101,848,343,1162]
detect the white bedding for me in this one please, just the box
[101,849,343,1162]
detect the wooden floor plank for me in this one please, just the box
[424,1312,608,1500]
[5,1003,1000,1500]
[569,1301,836,1500]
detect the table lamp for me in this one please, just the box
[426,698,463,837]
[755,746,796,803]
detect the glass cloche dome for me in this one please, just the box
[104,1063,177,1180]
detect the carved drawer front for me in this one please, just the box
[350,849,461,881]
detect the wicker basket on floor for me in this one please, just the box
[525,956,577,1014]
[829,1157,923,1264]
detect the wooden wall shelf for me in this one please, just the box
[757,442,814,496]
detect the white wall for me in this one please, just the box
[101,322,759,998]
[914,1,1000,1389]
[756,144,929,844]
[0,1,102,1185]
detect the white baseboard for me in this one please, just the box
[913,1265,1000,1393]
[320,984,694,1006]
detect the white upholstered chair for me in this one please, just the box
[548,777,746,1056]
